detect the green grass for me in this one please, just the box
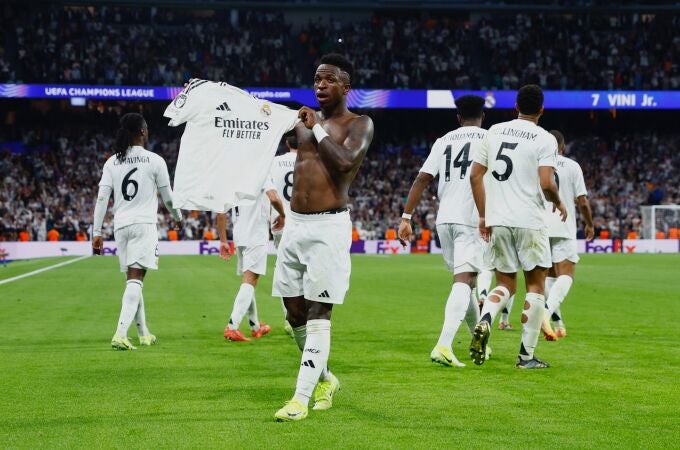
[0,256,75,281]
[1,254,679,449]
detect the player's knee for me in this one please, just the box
[307,301,333,321]
[283,296,306,326]
[453,272,475,287]
[488,285,511,303]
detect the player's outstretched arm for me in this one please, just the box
[577,195,595,240]
[266,189,286,232]
[216,213,231,261]
[299,107,374,173]
[398,172,434,247]
[539,166,567,221]
[470,162,489,241]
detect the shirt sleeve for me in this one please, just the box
[419,139,442,176]
[271,103,301,133]
[155,156,171,189]
[98,160,113,188]
[538,134,558,168]
[472,132,490,167]
[262,175,275,192]
[163,79,209,126]
[574,162,588,197]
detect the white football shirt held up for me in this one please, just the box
[164,79,299,213]
[472,119,558,230]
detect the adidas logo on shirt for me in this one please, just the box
[216,102,231,111]
[318,290,330,298]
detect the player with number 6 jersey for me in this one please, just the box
[92,113,182,351]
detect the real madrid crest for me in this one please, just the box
[173,94,188,108]
[261,103,272,116]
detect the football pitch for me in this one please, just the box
[1,253,679,448]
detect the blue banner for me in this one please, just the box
[1,84,678,109]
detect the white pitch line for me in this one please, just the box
[0,255,90,286]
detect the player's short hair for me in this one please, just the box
[286,133,298,149]
[114,113,146,161]
[516,84,544,115]
[319,53,354,84]
[455,95,485,120]
[550,130,565,147]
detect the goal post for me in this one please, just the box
[641,205,680,239]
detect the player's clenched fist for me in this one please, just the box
[398,219,412,249]
[92,236,103,255]
[298,106,318,129]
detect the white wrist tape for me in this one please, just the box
[401,213,412,220]
[312,123,329,142]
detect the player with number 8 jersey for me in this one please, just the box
[269,134,298,247]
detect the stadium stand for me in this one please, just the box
[1,5,678,90]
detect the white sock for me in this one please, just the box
[465,289,481,335]
[292,325,306,351]
[519,293,545,361]
[545,276,557,297]
[228,283,255,330]
[293,319,331,406]
[135,292,151,337]
[436,283,471,349]
[479,286,510,325]
[247,293,260,331]
[546,275,573,315]
[501,295,515,322]
[477,270,493,303]
[116,280,143,337]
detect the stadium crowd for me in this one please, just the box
[1,5,678,90]
[1,127,678,242]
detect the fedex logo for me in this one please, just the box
[376,241,407,255]
[199,241,220,255]
[199,241,234,255]
[102,245,118,255]
[585,240,637,253]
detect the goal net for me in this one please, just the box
[641,205,680,239]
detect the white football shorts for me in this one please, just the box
[272,229,283,249]
[273,209,351,304]
[487,226,552,273]
[436,223,485,274]
[236,245,268,276]
[549,237,580,264]
[114,223,159,272]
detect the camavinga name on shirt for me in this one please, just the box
[214,117,271,140]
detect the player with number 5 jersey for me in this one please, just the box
[92,113,182,351]
[469,85,567,369]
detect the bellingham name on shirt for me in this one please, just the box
[494,127,538,141]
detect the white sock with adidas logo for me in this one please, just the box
[293,319,331,406]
